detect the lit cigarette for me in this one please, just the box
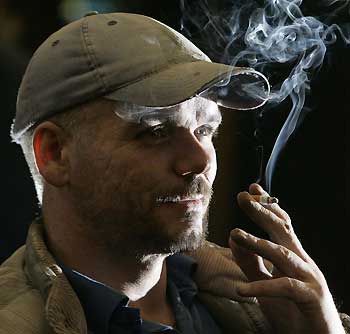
[251,195,279,205]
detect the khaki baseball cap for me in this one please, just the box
[11,12,270,142]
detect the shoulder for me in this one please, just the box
[186,241,271,334]
[0,246,50,334]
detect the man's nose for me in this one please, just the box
[172,132,211,177]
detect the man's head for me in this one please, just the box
[28,96,220,256]
[12,12,269,255]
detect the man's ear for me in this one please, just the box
[33,121,70,187]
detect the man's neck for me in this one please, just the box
[46,223,167,296]
[48,231,176,325]
[128,261,176,326]
[42,197,176,326]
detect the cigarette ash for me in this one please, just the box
[180,0,350,193]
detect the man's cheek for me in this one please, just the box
[111,166,155,207]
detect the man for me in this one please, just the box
[1,12,348,334]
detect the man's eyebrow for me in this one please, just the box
[120,118,166,137]
[118,122,144,138]
[117,105,222,134]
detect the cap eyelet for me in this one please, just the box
[108,20,118,26]
[52,40,60,47]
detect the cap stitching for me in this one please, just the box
[81,17,108,93]
[107,58,203,93]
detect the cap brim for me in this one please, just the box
[105,61,270,110]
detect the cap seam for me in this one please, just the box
[107,58,205,93]
[81,17,108,94]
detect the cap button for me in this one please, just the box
[84,11,99,17]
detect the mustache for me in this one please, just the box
[155,176,212,202]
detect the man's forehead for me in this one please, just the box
[113,96,222,127]
[177,96,221,122]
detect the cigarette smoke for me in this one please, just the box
[181,0,349,192]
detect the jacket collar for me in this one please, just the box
[24,218,87,334]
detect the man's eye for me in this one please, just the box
[195,125,218,137]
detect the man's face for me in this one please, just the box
[68,97,221,257]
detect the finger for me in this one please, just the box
[236,276,315,305]
[229,237,272,281]
[237,191,311,262]
[237,191,294,240]
[230,229,315,280]
[249,183,266,195]
[248,183,290,222]
[237,191,292,232]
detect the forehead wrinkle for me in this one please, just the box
[113,96,221,131]
[171,97,222,129]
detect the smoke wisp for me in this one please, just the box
[181,0,349,192]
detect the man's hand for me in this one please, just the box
[229,183,345,334]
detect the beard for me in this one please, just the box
[166,208,210,253]
[71,174,212,259]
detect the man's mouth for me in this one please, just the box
[156,194,204,204]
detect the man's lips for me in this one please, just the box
[155,195,206,211]
[156,194,204,204]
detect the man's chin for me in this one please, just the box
[167,208,209,253]
[167,222,207,253]
[102,206,209,257]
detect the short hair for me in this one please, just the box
[17,102,94,205]
[16,97,215,205]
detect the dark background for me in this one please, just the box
[1,0,349,314]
